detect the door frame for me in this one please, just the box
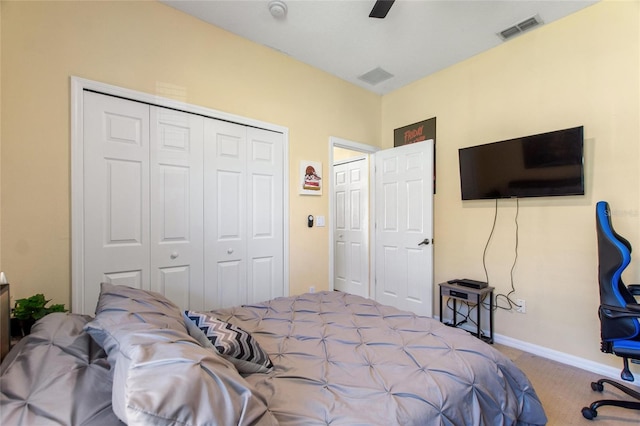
[328,137,379,297]
[71,76,290,313]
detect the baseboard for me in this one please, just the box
[435,315,640,386]
[494,334,640,386]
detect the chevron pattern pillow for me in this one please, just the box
[184,310,273,374]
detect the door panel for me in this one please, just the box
[204,120,247,309]
[375,140,433,317]
[150,107,204,310]
[83,92,150,314]
[159,265,191,308]
[247,127,284,303]
[103,271,143,289]
[333,158,369,298]
[204,123,284,309]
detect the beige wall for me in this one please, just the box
[382,0,640,372]
[0,1,380,305]
[333,147,368,162]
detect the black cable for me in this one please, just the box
[445,298,474,327]
[445,299,487,338]
[492,198,522,311]
[482,198,499,284]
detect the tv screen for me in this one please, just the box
[458,126,584,200]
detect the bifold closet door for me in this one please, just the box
[81,91,284,314]
[83,92,204,313]
[204,121,284,309]
[149,107,204,310]
[83,92,151,314]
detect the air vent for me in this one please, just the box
[357,67,394,86]
[498,15,543,41]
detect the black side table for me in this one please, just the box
[439,282,494,343]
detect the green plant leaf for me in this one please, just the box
[13,293,67,321]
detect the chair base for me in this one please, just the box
[582,378,640,420]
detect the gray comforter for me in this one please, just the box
[211,291,546,425]
[0,287,546,425]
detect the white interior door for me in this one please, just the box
[150,107,205,310]
[374,140,434,317]
[334,158,369,297]
[83,92,150,314]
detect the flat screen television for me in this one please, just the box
[458,126,584,200]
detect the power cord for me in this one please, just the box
[481,198,498,284]
[483,198,522,312]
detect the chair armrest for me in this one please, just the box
[628,285,640,296]
[627,303,640,313]
[600,304,640,319]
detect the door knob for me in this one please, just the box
[418,238,430,246]
[170,251,179,259]
[227,248,234,254]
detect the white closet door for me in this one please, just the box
[150,107,204,310]
[204,120,248,308]
[79,89,285,314]
[246,127,284,303]
[204,121,284,309]
[83,92,150,314]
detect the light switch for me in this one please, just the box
[316,216,325,227]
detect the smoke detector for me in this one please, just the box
[269,1,287,19]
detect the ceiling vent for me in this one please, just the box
[357,67,394,86]
[498,15,543,41]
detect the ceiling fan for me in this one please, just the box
[369,0,395,19]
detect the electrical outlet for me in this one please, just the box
[309,286,315,293]
[516,299,526,314]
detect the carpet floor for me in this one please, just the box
[495,344,640,425]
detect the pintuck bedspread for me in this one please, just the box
[210,291,546,426]
[0,285,547,425]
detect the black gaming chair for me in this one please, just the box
[582,201,640,420]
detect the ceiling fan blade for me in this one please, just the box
[369,0,395,19]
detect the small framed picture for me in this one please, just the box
[299,161,322,195]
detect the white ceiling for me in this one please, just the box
[160,0,598,95]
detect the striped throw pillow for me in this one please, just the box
[184,310,273,374]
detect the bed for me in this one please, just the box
[0,283,547,425]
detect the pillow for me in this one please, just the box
[184,310,274,374]
[84,283,190,365]
[83,284,276,425]
[110,328,276,426]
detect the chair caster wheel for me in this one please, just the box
[591,381,604,392]
[582,407,597,420]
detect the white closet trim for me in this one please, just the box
[70,76,290,313]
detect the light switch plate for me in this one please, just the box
[316,216,325,227]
